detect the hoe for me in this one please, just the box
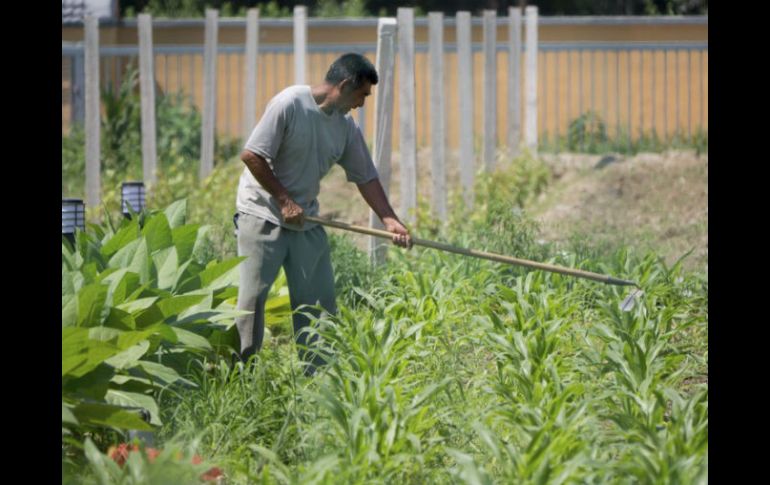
[305,215,645,311]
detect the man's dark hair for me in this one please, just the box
[324,53,378,89]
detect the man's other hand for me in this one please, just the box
[383,217,412,249]
[279,198,305,226]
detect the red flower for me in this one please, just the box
[201,466,224,482]
[145,447,161,463]
[105,443,224,481]
[107,443,139,467]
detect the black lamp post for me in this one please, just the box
[121,182,146,218]
[62,198,85,245]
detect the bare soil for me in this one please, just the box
[317,148,708,273]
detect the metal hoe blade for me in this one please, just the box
[620,288,645,312]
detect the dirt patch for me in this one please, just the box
[316,148,708,273]
[531,150,708,272]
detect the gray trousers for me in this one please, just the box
[235,212,337,370]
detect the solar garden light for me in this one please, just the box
[62,198,85,245]
[121,181,146,218]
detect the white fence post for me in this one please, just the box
[428,12,446,221]
[138,13,157,187]
[294,6,307,85]
[369,18,397,265]
[397,8,417,224]
[525,6,538,152]
[200,8,218,180]
[508,7,522,156]
[243,8,259,143]
[456,11,474,209]
[483,10,497,171]
[84,15,101,211]
[71,52,85,125]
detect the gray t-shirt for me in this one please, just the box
[236,85,378,231]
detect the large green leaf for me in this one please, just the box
[171,225,199,263]
[62,267,76,296]
[164,199,188,229]
[128,239,152,284]
[62,363,114,400]
[171,260,195,293]
[178,257,245,293]
[108,238,141,269]
[191,225,211,259]
[157,294,208,320]
[213,286,239,307]
[116,296,158,314]
[62,401,79,426]
[88,324,176,352]
[169,326,212,351]
[62,293,77,327]
[75,230,107,271]
[110,374,154,387]
[134,360,195,388]
[142,212,173,253]
[103,307,136,330]
[176,291,214,320]
[173,308,250,326]
[109,271,142,307]
[77,283,109,327]
[200,257,246,289]
[104,341,151,369]
[265,294,292,325]
[72,402,153,431]
[62,327,123,378]
[105,389,162,426]
[154,246,179,290]
[62,241,77,271]
[101,220,140,258]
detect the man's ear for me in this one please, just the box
[338,78,353,93]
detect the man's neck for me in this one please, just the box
[311,83,337,115]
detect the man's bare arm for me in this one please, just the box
[356,178,412,248]
[240,149,304,225]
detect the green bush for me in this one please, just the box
[568,110,608,152]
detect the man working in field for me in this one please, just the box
[234,53,412,373]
